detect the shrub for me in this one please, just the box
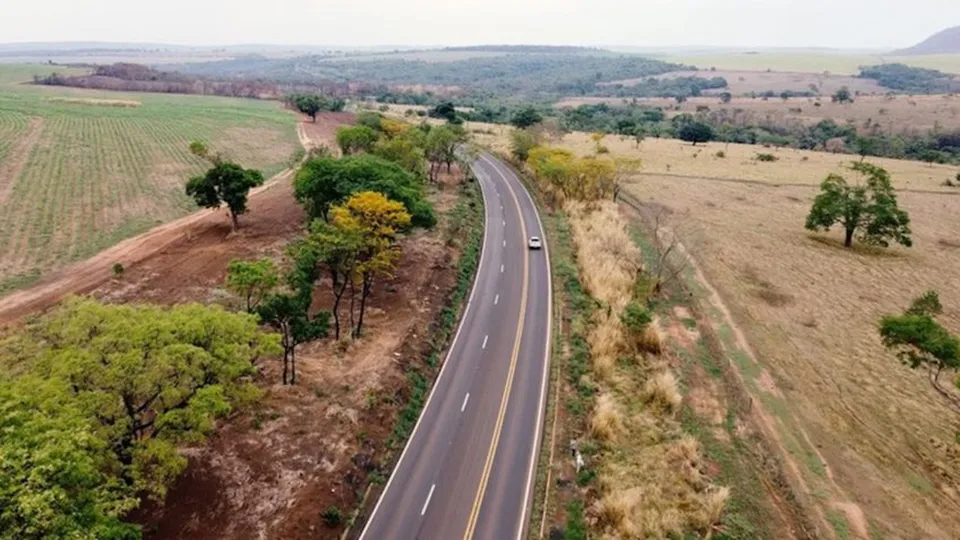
[597,145,610,154]
[590,393,624,442]
[642,372,682,414]
[715,150,726,158]
[112,263,124,276]
[620,301,652,335]
[321,506,343,527]
[755,153,779,162]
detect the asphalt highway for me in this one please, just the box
[357,153,552,540]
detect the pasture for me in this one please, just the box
[0,71,300,294]
[554,93,960,133]
[553,134,960,538]
[661,52,960,75]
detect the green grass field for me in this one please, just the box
[0,65,300,294]
[663,52,960,75]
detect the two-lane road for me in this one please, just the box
[358,153,552,540]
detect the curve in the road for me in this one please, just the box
[357,153,552,540]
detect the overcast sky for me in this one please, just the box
[3,0,958,49]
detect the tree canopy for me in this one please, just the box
[880,290,960,411]
[185,149,265,231]
[335,125,380,155]
[0,298,279,537]
[677,121,716,145]
[294,154,435,228]
[510,106,543,129]
[805,162,912,248]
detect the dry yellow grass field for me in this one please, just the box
[558,136,960,537]
[555,94,960,133]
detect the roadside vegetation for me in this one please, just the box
[507,127,728,538]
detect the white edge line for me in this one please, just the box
[480,154,554,540]
[461,392,470,412]
[358,157,492,539]
[421,484,436,516]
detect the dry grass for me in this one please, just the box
[566,201,728,538]
[45,97,141,107]
[555,93,960,133]
[587,138,960,537]
[591,393,625,442]
[642,371,682,414]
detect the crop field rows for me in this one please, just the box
[0,81,300,293]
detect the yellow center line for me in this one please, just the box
[462,156,530,540]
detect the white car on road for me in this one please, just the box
[528,236,542,250]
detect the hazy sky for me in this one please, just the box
[3,0,959,49]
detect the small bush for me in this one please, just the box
[755,153,779,162]
[638,325,663,355]
[378,104,389,112]
[112,263,124,276]
[590,393,624,442]
[321,506,343,527]
[642,372,682,414]
[620,301,652,335]
[597,145,610,154]
[715,150,726,158]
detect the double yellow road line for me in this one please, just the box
[462,157,531,540]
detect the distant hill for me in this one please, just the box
[892,26,960,55]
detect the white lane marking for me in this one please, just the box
[477,154,554,540]
[461,393,470,412]
[502,220,506,227]
[500,264,504,273]
[494,294,499,305]
[482,335,489,349]
[359,159,492,539]
[503,240,506,247]
[421,484,436,516]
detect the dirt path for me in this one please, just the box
[0,113,353,326]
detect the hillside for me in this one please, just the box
[893,26,960,55]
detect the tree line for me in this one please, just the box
[0,110,460,537]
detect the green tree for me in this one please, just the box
[2,299,279,507]
[719,92,733,104]
[425,125,466,182]
[880,291,960,411]
[677,121,715,145]
[356,112,384,132]
[372,132,427,178]
[510,106,543,129]
[509,128,539,163]
[805,162,912,248]
[832,86,854,104]
[294,154,435,228]
[185,147,265,231]
[226,259,279,312]
[294,94,323,122]
[335,125,380,155]
[429,102,458,123]
[256,293,328,385]
[301,219,362,340]
[0,379,140,539]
